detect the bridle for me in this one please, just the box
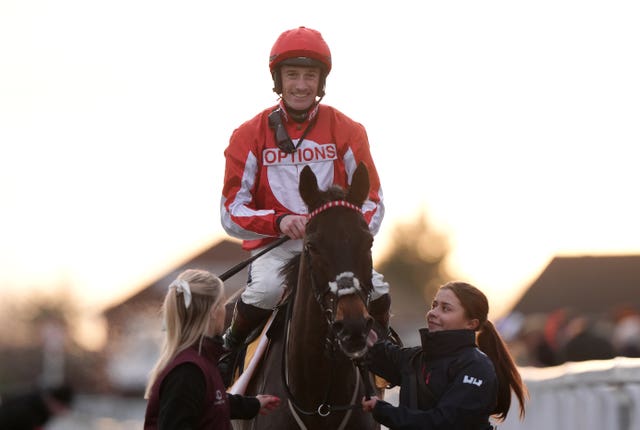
[305,200,372,339]
[280,200,376,420]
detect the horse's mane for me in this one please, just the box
[320,185,347,202]
[280,253,301,298]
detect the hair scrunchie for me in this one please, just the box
[169,279,192,309]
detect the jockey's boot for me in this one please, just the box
[218,300,271,387]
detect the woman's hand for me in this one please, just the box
[256,394,281,415]
[361,395,379,412]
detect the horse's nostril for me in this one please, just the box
[332,321,345,334]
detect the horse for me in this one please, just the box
[231,162,381,430]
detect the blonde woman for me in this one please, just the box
[144,269,280,430]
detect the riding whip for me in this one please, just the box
[219,236,290,281]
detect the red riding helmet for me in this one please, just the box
[269,26,332,73]
[269,27,332,96]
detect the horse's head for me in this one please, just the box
[298,162,375,359]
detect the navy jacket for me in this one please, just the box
[369,329,497,430]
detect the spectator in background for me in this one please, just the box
[513,313,559,367]
[542,308,571,353]
[0,383,74,430]
[509,311,566,367]
[559,315,616,363]
[611,305,640,357]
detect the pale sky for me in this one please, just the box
[2,0,639,332]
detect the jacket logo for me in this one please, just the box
[463,375,483,386]
[263,144,337,166]
[214,389,225,406]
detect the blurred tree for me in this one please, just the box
[31,294,75,387]
[376,208,454,345]
[0,298,32,348]
[0,288,77,349]
[0,288,109,393]
[0,289,74,390]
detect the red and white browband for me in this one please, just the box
[307,200,362,219]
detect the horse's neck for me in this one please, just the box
[287,275,353,382]
[288,258,326,356]
[288,281,328,362]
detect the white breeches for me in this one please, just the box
[240,239,390,309]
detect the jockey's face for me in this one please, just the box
[280,65,321,111]
[426,288,479,332]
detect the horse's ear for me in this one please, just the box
[346,162,370,207]
[299,165,321,209]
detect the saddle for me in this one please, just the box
[226,302,287,394]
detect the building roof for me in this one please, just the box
[509,254,640,317]
[103,238,250,319]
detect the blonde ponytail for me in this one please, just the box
[144,270,224,399]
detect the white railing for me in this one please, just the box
[498,357,640,430]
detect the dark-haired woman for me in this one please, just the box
[362,281,527,430]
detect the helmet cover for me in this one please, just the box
[269,27,332,74]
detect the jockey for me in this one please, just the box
[219,26,392,385]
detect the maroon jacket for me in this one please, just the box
[145,338,257,430]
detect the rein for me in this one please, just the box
[219,236,290,281]
[280,284,364,417]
